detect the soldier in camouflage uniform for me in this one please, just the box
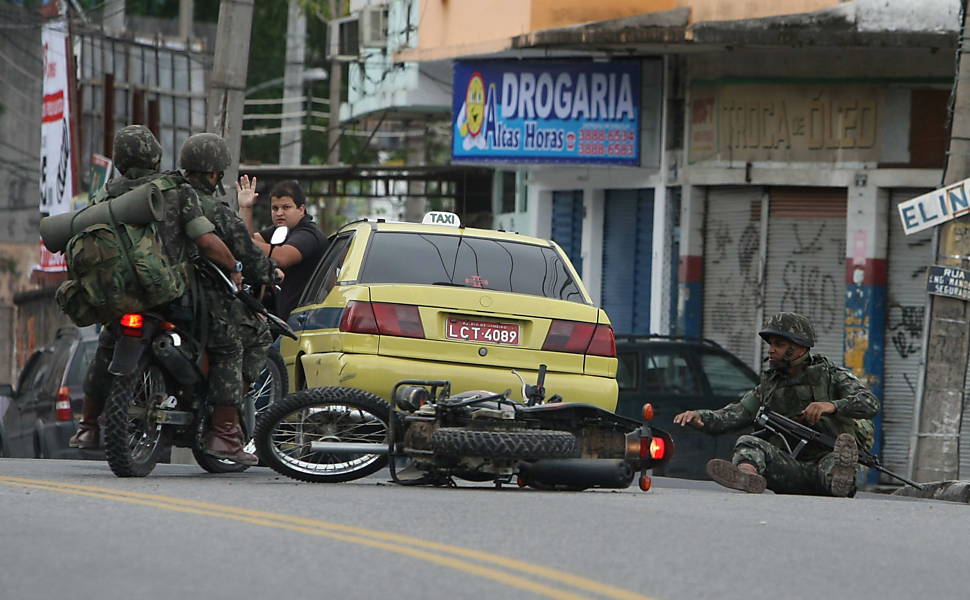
[178,133,272,465]
[69,125,240,450]
[673,312,879,497]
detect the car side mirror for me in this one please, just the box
[0,383,14,397]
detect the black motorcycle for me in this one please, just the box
[254,365,673,492]
[102,262,296,477]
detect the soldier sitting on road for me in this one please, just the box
[673,312,879,497]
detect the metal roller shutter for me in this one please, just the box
[551,190,584,275]
[764,187,847,365]
[601,189,653,334]
[702,186,764,369]
[884,189,933,480]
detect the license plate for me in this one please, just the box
[445,318,520,345]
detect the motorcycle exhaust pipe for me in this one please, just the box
[152,333,201,385]
[518,459,634,490]
[309,442,390,455]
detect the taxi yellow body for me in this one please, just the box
[278,216,618,410]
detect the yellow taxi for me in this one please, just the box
[278,212,618,410]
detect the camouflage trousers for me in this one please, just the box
[200,286,244,408]
[83,326,118,402]
[732,434,857,496]
[232,298,273,386]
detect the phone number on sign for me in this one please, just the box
[578,142,636,157]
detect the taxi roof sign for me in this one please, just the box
[422,211,461,227]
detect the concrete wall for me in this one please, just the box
[0,18,45,385]
[682,0,839,24]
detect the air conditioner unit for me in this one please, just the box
[360,5,388,48]
[327,16,359,61]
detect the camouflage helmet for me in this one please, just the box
[112,125,162,173]
[179,132,232,173]
[758,312,816,348]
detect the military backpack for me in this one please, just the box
[55,175,187,327]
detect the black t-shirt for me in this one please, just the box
[260,215,325,319]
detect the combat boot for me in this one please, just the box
[203,405,258,466]
[706,459,767,494]
[68,396,104,449]
[829,433,858,497]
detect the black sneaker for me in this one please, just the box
[706,459,766,494]
[830,433,858,497]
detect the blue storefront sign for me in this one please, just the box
[452,60,641,166]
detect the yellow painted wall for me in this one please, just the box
[415,0,844,51]
[678,0,841,24]
[417,0,532,49]
[530,0,676,31]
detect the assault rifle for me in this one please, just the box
[753,406,924,490]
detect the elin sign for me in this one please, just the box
[451,60,641,166]
[898,180,970,235]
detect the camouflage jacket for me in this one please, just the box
[694,354,880,460]
[97,168,214,269]
[184,174,274,286]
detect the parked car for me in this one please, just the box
[0,326,99,459]
[613,335,759,480]
[279,212,619,410]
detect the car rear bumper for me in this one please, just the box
[300,353,618,411]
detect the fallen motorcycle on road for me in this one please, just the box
[254,365,673,491]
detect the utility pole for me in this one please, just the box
[179,0,194,40]
[321,0,344,234]
[206,0,254,204]
[912,0,970,482]
[280,0,306,165]
[404,120,427,222]
[104,0,125,35]
[327,0,343,166]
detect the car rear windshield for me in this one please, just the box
[359,232,585,302]
[66,340,98,385]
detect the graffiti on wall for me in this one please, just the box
[776,221,844,336]
[707,217,763,365]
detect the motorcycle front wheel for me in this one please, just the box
[103,360,172,477]
[254,387,392,483]
[194,347,288,474]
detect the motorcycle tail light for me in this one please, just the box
[120,313,143,328]
[640,436,666,460]
[55,387,73,421]
[542,320,595,354]
[120,313,144,337]
[642,403,655,421]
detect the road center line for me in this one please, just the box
[0,475,655,600]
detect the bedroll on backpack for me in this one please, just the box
[56,219,186,327]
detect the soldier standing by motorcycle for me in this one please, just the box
[68,125,241,450]
[673,312,879,497]
[177,133,274,465]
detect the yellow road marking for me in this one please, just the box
[0,475,655,600]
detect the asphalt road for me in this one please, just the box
[0,458,966,600]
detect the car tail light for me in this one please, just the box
[55,386,73,421]
[120,313,144,337]
[340,301,424,338]
[642,403,655,421]
[542,320,594,353]
[372,303,424,338]
[541,320,615,357]
[587,324,616,357]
